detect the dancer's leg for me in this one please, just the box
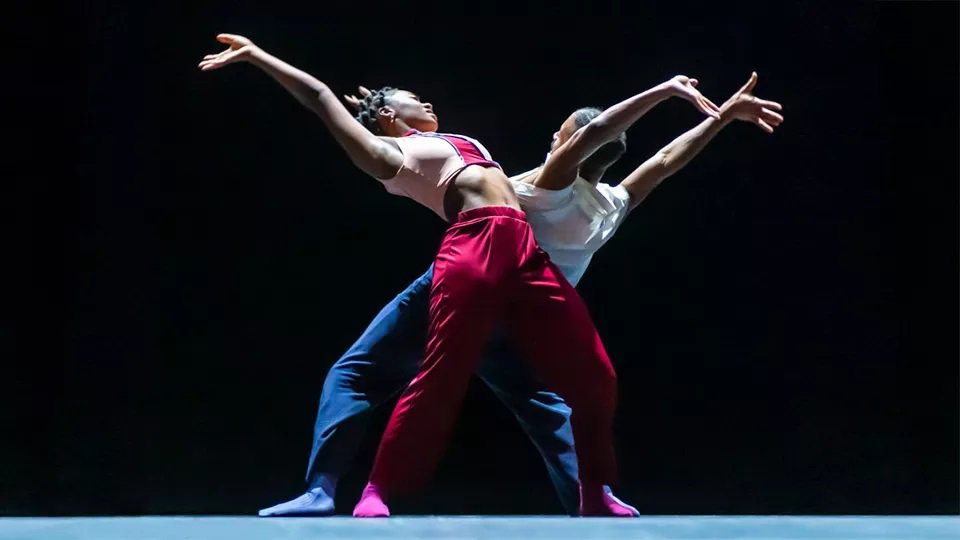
[355,209,517,517]
[477,338,580,516]
[504,237,634,517]
[258,267,433,517]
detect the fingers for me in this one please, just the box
[202,47,231,60]
[760,107,784,126]
[755,118,775,133]
[198,54,222,70]
[695,89,722,118]
[705,100,722,119]
[756,98,783,111]
[199,60,225,71]
[345,86,371,111]
[696,95,722,119]
[702,95,721,112]
[199,35,251,71]
[740,71,758,94]
[343,94,362,110]
[681,78,721,118]
[198,49,242,70]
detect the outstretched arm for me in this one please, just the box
[198,34,402,179]
[619,72,784,210]
[534,76,722,191]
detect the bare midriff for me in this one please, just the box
[442,165,521,221]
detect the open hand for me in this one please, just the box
[343,85,372,111]
[721,72,784,133]
[198,34,259,71]
[667,75,722,120]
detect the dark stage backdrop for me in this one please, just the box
[10,2,958,516]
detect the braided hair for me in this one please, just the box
[572,107,628,180]
[354,86,399,135]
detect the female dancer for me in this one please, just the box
[199,33,721,517]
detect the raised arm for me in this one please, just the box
[198,34,402,179]
[534,76,722,191]
[619,72,784,210]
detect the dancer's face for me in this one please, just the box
[381,90,439,132]
[550,113,580,152]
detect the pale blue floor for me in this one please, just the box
[0,516,956,540]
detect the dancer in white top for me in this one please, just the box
[256,72,782,517]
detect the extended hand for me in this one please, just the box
[198,34,259,71]
[721,72,784,133]
[343,85,372,111]
[667,75,722,120]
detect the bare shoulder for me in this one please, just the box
[371,136,404,180]
[377,136,401,152]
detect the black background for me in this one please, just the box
[9,2,958,516]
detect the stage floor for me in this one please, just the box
[0,516,955,539]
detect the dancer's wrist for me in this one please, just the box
[245,46,268,65]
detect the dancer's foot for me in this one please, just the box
[258,486,335,517]
[579,483,638,517]
[352,482,390,518]
[603,485,640,517]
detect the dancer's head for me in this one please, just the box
[354,87,438,136]
[550,107,627,182]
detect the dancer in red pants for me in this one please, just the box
[199,33,720,517]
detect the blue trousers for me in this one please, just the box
[305,265,580,514]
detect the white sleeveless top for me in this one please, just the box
[510,171,632,286]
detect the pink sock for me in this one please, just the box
[578,483,637,517]
[352,482,391,518]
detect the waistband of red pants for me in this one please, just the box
[452,205,527,224]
